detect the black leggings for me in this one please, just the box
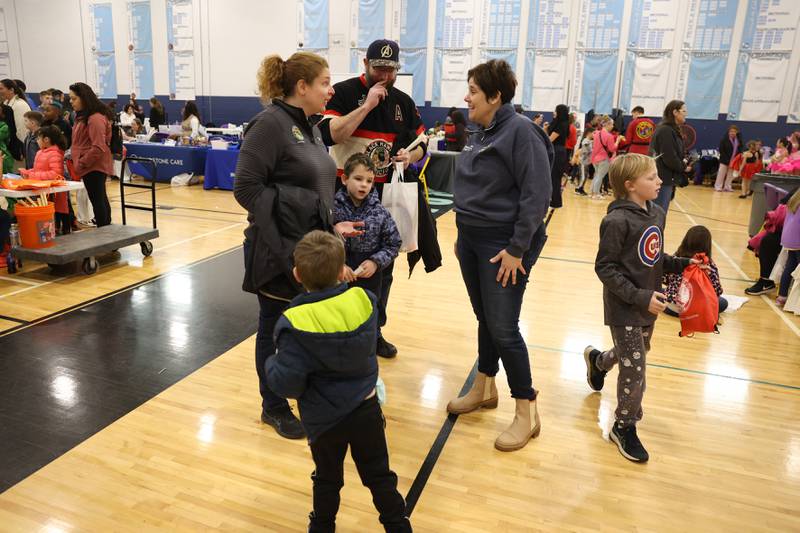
[82,171,112,226]
[758,231,782,279]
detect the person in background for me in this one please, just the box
[776,187,800,308]
[621,106,655,155]
[444,109,466,151]
[649,99,688,213]
[149,97,166,130]
[122,118,145,141]
[51,89,72,122]
[13,79,35,110]
[573,126,594,196]
[769,137,792,170]
[730,140,763,198]
[547,104,571,208]
[715,125,743,192]
[129,92,145,122]
[42,102,72,148]
[590,115,622,200]
[0,106,16,174]
[0,78,32,150]
[532,113,543,127]
[38,90,53,112]
[119,104,137,127]
[181,101,203,139]
[22,110,43,169]
[69,82,114,227]
[662,225,728,317]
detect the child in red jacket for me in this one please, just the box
[20,125,71,234]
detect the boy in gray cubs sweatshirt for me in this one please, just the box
[584,153,692,463]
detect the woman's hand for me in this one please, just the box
[334,221,365,238]
[690,257,710,271]
[489,249,526,287]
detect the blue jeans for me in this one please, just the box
[456,220,545,399]
[654,184,674,213]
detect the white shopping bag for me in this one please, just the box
[769,248,789,282]
[382,162,418,253]
[76,188,95,224]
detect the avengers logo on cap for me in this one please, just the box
[638,225,662,267]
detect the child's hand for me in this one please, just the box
[342,265,357,283]
[356,259,378,278]
[689,257,710,271]
[648,291,667,315]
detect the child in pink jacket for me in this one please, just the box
[20,125,70,234]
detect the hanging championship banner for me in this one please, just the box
[676,52,727,119]
[432,50,471,107]
[571,51,618,113]
[628,0,678,50]
[788,69,800,124]
[526,0,571,49]
[728,53,789,122]
[523,50,567,113]
[620,52,671,114]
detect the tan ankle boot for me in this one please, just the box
[446,372,498,414]
[494,397,541,452]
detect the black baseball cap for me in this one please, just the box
[366,39,400,69]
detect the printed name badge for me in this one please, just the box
[637,225,662,267]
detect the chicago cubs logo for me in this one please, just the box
[635,121,654,141]
[381,45,393,58]
[637,225,662,267]
[365,139,393,178]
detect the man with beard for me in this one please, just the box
[319,39,427,359]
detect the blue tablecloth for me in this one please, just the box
[203,148,239,190]
[123,143,209,182]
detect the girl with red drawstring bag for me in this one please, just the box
[675,252,719,336]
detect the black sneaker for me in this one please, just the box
[575,188,588,196]
[261,408,305,439]
[610,424,649,462]
[744,278,776,295]
[376,335,398,358]
[583,345,607,391]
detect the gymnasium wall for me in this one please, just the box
[1,0,799,149]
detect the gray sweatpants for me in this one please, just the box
[597,325,654,428]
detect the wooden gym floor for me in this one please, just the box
[0,179,798,531]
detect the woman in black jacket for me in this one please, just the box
[234,51,361,440]
[148,97,165,130]
[546,104,570,208]
[715,125,743,192]
[649,100,689,214]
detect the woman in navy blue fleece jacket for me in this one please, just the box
[446,59,553,452]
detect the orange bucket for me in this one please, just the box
[15,202,56,249]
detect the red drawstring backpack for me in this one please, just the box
[675,253,719,337]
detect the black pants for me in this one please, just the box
[758,230,782,279]
[550,145,567,208]
[309,396,410,533]
[82,171,111,226]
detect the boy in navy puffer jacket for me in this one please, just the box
[266,230,411,533]
[335,153,402,358]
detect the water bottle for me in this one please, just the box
[7,223,20,274]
